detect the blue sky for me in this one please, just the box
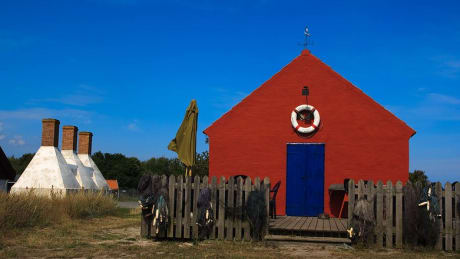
[1,0,459,182]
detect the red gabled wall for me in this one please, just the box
[204,50,415,217]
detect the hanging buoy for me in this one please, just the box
[291,104,320,134]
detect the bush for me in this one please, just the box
[0,190,117,234]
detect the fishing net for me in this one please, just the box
[196,188,215,239]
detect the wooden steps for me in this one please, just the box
[265,234,351,244]
[269,216,348,237]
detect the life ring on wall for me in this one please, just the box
[291,104,320,134]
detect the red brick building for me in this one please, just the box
[204,50,415,217]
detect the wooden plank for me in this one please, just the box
[235,177,243,240]
[271,216,291,229]
[376,181,384,248]
[455,182,460,252]
[323,218,331,232]
[347,179,355,226]
[286,217,303,231]
[278,216,296,230]
[201,176,209,239]
[175,175,183,238]
[309,217,318,232]
[254,177,261,191]
[281,217,295,230]
[210,176,217,239]
[265,235,351,244]
[290,216,304,231]
[243,176,252,241]
[328,218,338,233]
[264,177,270,236]
[445,182,453,251]
[300,217,314,231]
[385,180,394,248]
[168,175,176,238]
[316,219,325,232]
[435,182,443,250]
[358,180,365,200]
[226,176,234,240]
[339,218,348,232]
[218,176,226,240]
[297,217,310,231]
[192,175,200,239]
[183,176,191,239]
[395,181,403,248]
[333,218,345,232]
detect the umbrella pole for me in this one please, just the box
[185,167,192,177]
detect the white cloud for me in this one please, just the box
[0,122,4,140]
[127,120,140,131]
[432,56,460,79]
[385,92,460,122]
[427,93,460,105]
[211,88,249,110]
[29,84,105,107]
[9,135,25,146]
[0,108,93,121]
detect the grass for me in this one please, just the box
[0,190,117,234]
[0,193,457,258]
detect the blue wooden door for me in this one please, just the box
[286,143,325,216]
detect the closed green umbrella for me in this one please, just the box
[168,99,198,176]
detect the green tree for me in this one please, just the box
[409,170,429,187]
[92,152,144,189]
[192,151,209,177]
[8,153,34,176]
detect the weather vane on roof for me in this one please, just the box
[302,26,312,49]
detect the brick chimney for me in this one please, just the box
[62,126,78,151]
[41,118,60,147]
[78,132,93,155]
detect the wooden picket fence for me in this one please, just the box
[347,180,460,251]
[141,175,270,240]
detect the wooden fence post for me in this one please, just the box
[347,179,355,227]
[445,182,453,251]
[210,176,217,239]
[217,176,226,240]
[243,177,252,241]
[385,181,393,248]
[235,177,243,241]
[376,181,384,248]
[435,182,443,250]
[192,175,200,239]
[264,177,270,237]
[168,175,176,238]
[183,176,191,239]
[226,176,234,240]
[455,182,460,252]
[366,180,375,244]
[395,181,403,248]
[358,180,365,200]
[175,175,183,238]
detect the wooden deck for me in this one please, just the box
[269,216,348,237]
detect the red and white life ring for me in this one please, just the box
[291,104,320,134]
